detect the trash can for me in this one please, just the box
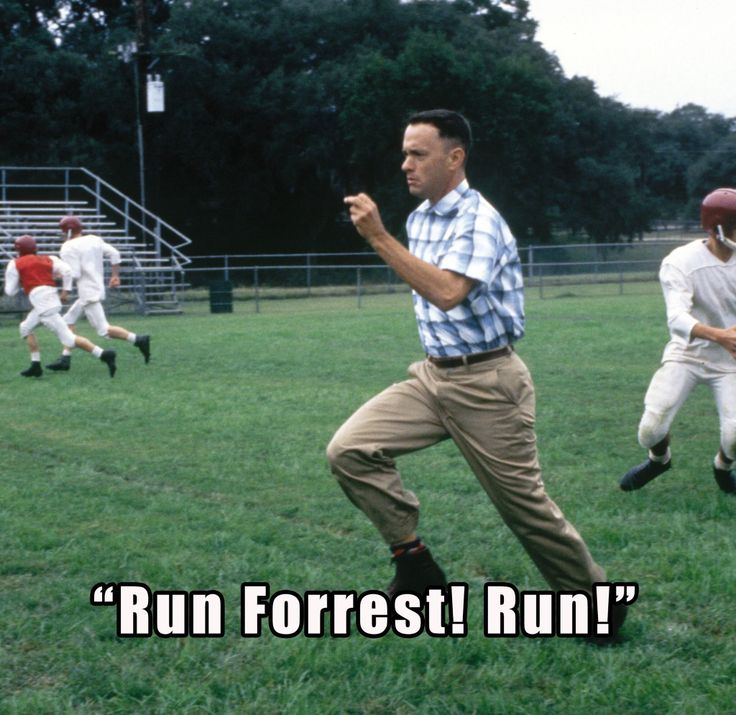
[209,280,233,313]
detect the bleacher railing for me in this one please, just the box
[0,166,192,266]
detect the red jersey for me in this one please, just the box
[14,254,56,295]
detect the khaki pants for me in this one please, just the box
[326,352,605,592]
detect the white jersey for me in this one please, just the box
[660,238,736,372]
[60,234,121,303]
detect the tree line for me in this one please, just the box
[2,0,735,254]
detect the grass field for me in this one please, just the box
[2,288,735,714]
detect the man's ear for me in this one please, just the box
[448,146,466,169]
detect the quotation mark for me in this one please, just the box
[90,583,117,605]
[614,583,638,604]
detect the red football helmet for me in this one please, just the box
[59,215,83,235]
[701,188,736,249]
[14,235,37,256]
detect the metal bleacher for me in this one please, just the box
[0,167,192,316]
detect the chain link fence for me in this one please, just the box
[0,235,701,321]
[181,236,698,311]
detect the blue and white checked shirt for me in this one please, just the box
[406,179,525,357]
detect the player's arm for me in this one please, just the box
[102,241,122,288]
[344,193,475,311]
[661,262,736,358]
[4,260,19,296]
[51,256,73,302]
[691,323,736,358]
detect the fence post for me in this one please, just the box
[64,168,70,203]
[254,266,260,313]
[528,245,534,278]
[224,255,229,282]
[306,254,312,296]
[357,267,362,308]
[1,168,5,201]
[539,267,544,299]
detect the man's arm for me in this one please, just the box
[345,193,475,311]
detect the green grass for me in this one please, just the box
[2,288,735,714]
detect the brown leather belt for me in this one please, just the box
[427,345,512,368]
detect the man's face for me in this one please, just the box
[401,123,462,205]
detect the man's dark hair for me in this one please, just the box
[407,109,473,155]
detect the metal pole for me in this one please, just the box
[306,253,312,296]
[133,59,145,217]
[357,267,362,308]
[254,267,260,313]
[224,255,229,282]
[134,0,149,227]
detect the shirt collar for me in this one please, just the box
[417,179,469,216]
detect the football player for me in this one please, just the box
[45,215,150,372]
[620,188,736,493]
[4,235,117,377]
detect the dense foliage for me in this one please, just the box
[1,0,734,252]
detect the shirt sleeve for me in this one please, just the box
[660,260,698,341]
[4,260,19,296]
[102,241,121,266]
[436,209,500,288]
[51,256,73,291]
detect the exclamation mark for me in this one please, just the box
[594,584,611,636]
[448,584,468,636]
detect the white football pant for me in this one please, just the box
[638,360,736,460]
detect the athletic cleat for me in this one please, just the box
[46,355,71,371]
[20,361,42,378]
[620,458,671,491]
[100,349,117,378]
[713,466,736,494]
[385,548,447,598]
[135,335,151,363]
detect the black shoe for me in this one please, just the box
[386,548,447,598]
[135,335,151,363]
[620,458,671,491]
[20,361,42,378]
[587,602,629,646]
[713,466,736,493]
[100,350,117,378]
[46,355,71,371]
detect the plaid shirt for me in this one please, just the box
[406,179,525,357]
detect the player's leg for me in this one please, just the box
[102,306,150,363]
[620,361,698,491]
[42,313,117,378]
[711,371,736,493]
[326,364,449,593]
[46,299,83,371]
[18,310,42,377]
